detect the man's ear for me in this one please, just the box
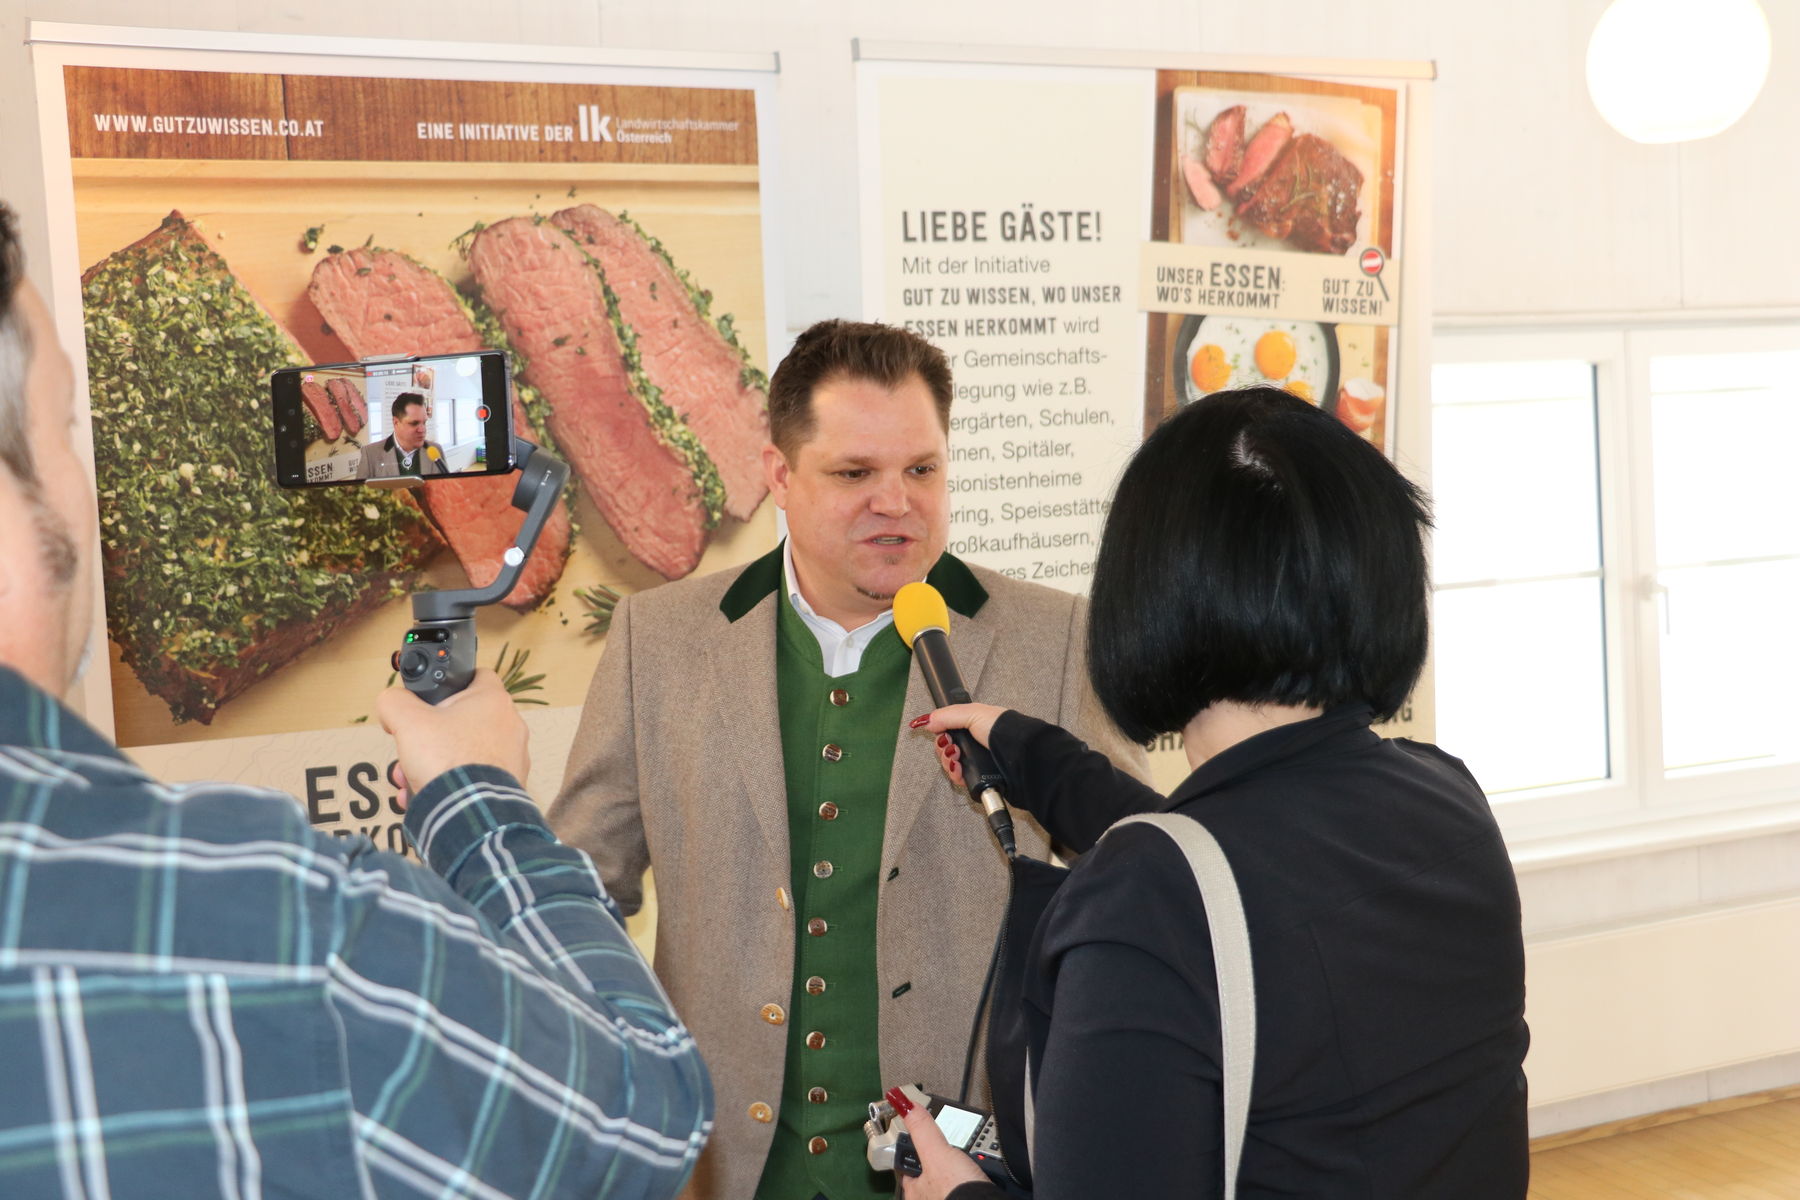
[763,442,790,509]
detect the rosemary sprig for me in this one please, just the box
[574,584,621,636]
[494,642,548,705]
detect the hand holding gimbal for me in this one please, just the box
[392,436,568,704]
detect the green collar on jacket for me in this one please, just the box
[717,542,988,624]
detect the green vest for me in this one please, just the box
[716,545,990,1200]
[754,591,909,1200]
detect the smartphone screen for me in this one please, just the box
[930,1103,985,1151]
[271,350,513,487]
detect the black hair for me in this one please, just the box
[767,319,952,456]
[1088,386,1432,741]
[391,391,425,421]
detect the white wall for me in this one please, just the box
[10,0,1800,325]
[5,0,1799,1137]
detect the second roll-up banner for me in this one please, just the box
[856,44,1434,762]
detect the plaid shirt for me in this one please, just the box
[0,666,711,1199]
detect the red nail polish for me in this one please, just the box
[885,1086,915,1116]
[909,714,931,729]
[936,734,949,748]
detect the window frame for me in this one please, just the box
[1428,323,1800,849]
[1622,324,1800,817]
[1429,328,1639,836]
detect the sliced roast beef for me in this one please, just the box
[1236,134,1364,256]
[325,376,365,435]
[1203,105,1246,187]
[1181,156,1223,211]
[300,376,343,441]
[551,205,769,522]
[308,246,572,610]
[1227,112,1293,200]
[467,217,717,580]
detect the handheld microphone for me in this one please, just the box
[894,582,1016,861]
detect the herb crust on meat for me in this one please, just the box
[83,212,441,723]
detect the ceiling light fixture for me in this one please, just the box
[1586,0,1771,143]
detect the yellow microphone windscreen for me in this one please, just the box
[893,581,950,649]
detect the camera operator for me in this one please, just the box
[0,202,711,1199]
[894,387,1529,1199]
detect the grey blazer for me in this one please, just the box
[549,547,1148,1200]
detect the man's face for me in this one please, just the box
[0,282,97,694]
[764,371,949,630]
[394,402,427,452]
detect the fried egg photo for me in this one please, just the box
[1181,316,1335,407]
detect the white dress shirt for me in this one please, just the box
[782,540,898,678]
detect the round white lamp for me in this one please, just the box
[1586,0,1772,143]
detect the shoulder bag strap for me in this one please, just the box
[1020,812,1256,1199]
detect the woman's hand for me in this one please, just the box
[909,703,1009,789]
[887,1088,987,1199]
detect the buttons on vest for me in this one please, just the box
[778,621,906,1173]
[761,1003,786,1026]
[749,1102,773,1123]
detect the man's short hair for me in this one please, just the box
[0,202,38,488]
[1088,386,1432,742]
[392,391,425,422]
[766,320,952,456]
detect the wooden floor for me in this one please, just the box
[1529,1096,1800,1198]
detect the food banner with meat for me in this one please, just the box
[856,47,1432,773]
[34,29,782,854]
[1145,70,1403,448]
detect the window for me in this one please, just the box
[1430,356,1608,796]
[1640,340,1800,777]
[1430,326,1800,835]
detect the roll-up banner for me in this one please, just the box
[855,45,1434,771]
[31,24,784,855]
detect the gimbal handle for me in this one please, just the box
[411,437,568,622]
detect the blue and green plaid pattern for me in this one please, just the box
[0,666,711,1198]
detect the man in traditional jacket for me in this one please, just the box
[552,320,1147,1200]
[358,391,447,479]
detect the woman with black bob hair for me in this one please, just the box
[895,386,1529,1199]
